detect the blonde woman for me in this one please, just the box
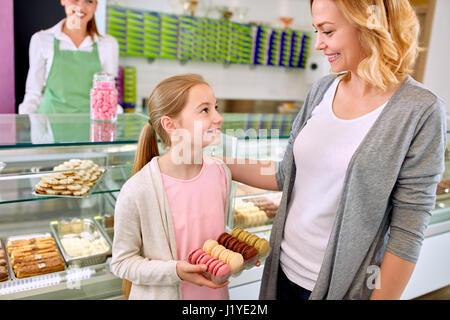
[224,0,446,299]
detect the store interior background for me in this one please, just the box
[0,0,449,115]
[0,0,449,299]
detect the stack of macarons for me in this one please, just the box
[188,248,231,283]
[216,232,258,262]
[202,240,244,274]
[231,227,271,257]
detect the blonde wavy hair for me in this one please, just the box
[311,0,421,91]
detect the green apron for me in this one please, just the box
[38,38,102,142]
[39,37,102,114]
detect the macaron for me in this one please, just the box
[223,235,234,248]
[207,258,221,274]
[188,248,204,264]
[196,253,208,265]
[254,238,270,255]
[226,252,244,273]
[231,227,244,238]
[247,234,259,247]
[241,245,258,260]
[226,238,239,250]
[211,245,226,259]
[217,233,230,245]
[243,232,254,243]
[212,261,227,276]
[234,241,248,254]
[198,253,212,265]
[219,249,232,262]
[237,231,250,243]
[213,262,231,278]
[203,239,218,255]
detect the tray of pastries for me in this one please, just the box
[0,241,10,282]
[4,233,66,279]
[33,159,104,198]
[233,193,281,228]
[50,218,111,267]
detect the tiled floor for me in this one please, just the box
[414,285,450,300]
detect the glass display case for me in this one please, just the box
[0,112,294,300]
[2,112,448,300]
[0,113,146,299]
[226,138,288,233]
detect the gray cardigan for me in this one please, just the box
[259,74,446,300]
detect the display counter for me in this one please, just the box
[1,113,448,300]
[0,113,293,299]
[0,113,145,299]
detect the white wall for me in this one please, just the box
[106,0,314,107]
[423,0,450,114]
[95,0,107,35]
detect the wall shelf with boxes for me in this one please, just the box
[107,5,311,69]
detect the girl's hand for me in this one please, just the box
[176,260,229,289]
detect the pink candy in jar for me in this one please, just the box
[90,72,118,121]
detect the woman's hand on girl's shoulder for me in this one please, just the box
[176,260,229,289]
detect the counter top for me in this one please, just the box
[0,113,149,149]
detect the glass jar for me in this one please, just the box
[90,121,117,142]
[90,72,118,121]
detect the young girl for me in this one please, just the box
[110,74,231,300]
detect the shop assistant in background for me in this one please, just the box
[222,0,446,300]
[18,0,119,114]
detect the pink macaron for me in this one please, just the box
[188,248,204,264]
[198,253,212,265]
[207,259,221,274]
[196,253,208,265]
[214,263,231,278]
[212,261,227,277]
[205,257,217,271]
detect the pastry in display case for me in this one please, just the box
[51,218,112,268]
[229,183,282,230]
[34,159,104,197]
[5,234,65,279]
[0,244,9,282]
[435,143,450,209]
[224,128,288,232]
[0,114,146,299]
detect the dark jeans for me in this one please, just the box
[276,265,312,300]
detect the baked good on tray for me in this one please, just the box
[34,159,103,197]
[0,247,8,282]
[7,236,65,279]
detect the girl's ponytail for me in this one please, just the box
[132,122,160,175]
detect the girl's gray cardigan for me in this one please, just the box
[259,74,446,300]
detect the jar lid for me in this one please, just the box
[93,72,115,83]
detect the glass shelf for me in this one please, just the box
[0,113,149,149]
[0,165,132,205]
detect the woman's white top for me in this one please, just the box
[18,19,119,114]
[279,78,388,291]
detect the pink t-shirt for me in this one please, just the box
[161,157,229,300]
